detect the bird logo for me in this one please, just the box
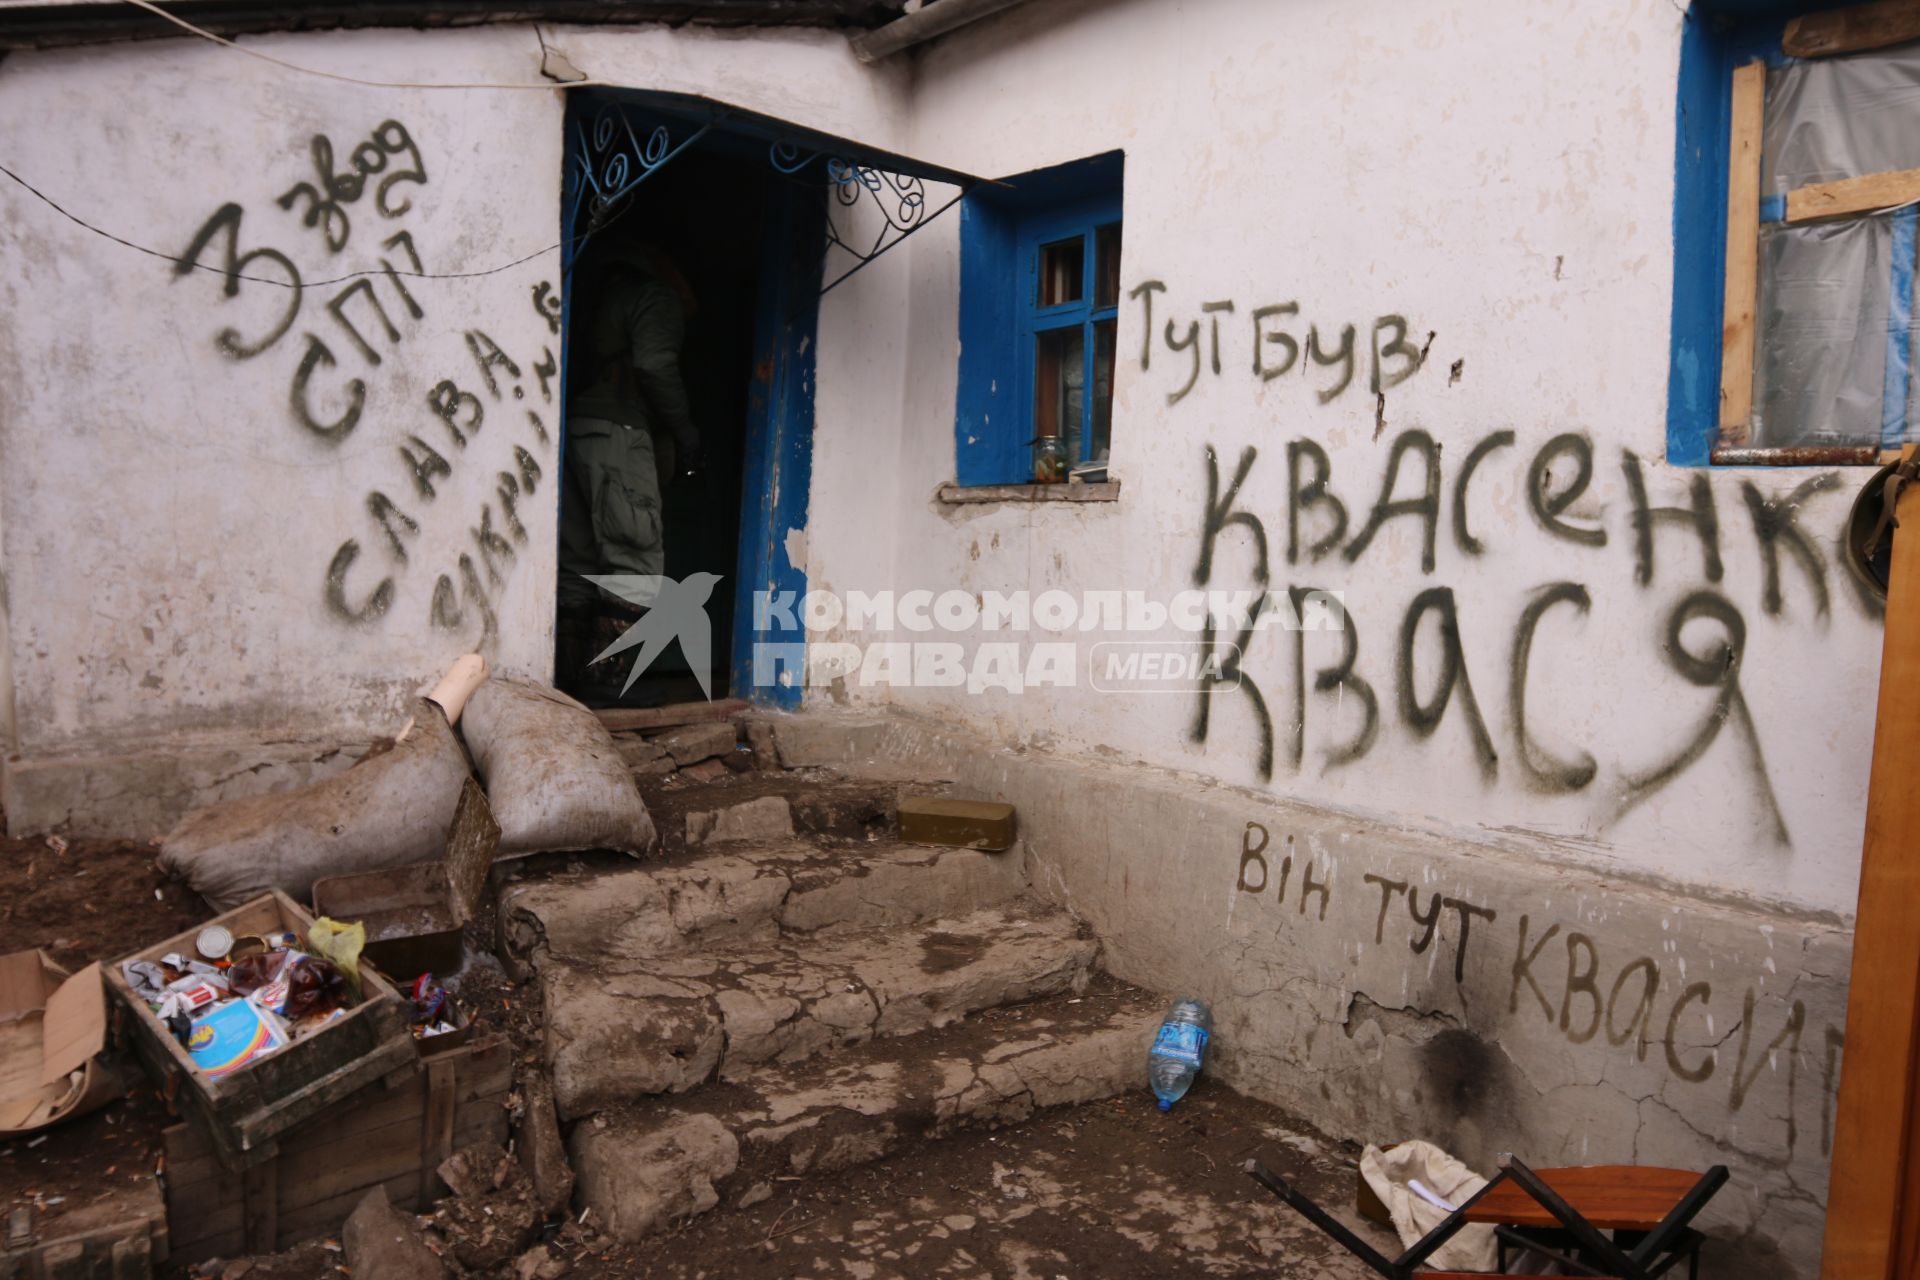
[581,572,723,698]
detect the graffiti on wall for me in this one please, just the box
[1131,283,1876,847]
[171,118,557,648]
[1233,820,1839,1162]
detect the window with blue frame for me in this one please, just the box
[955,152,1124,486]
[1669,1,1920,465]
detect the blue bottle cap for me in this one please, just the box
[1158,1097,1172,1111]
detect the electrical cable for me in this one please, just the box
[121,0,608,91]
[0,158,567,287]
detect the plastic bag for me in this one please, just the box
[1358,1141,1497,1272]
[284,956,350,1019]
[226,949,292,998]
[306,918,366,995]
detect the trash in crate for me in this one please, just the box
[120,923,362,1072]
[188,998,290,1079]
[408,973,458,1039]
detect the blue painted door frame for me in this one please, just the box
[556,96,822,707]
[733,182,824,708]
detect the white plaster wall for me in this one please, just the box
[803,0,1884,918]
[0,21,904,783]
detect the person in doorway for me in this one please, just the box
[557,242,702,698]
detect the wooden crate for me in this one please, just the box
[162,1033,512,1264]
[105,890,416,1173]
[0,1177,167,1280]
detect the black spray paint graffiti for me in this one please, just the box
[174,120,429,442]
[173,121,555,648]
[1235,821,1837,1161]
[326,309,558,647]
[1130,282,1431,407]
[1190,433,1854,844]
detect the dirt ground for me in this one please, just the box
[4,823,1389,1280]
[608,1079,1384,1280]
[168,1079,1385,1280]
[1,835,205,1238]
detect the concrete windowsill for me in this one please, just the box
[935,480,1122,505]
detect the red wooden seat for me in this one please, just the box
[1463,1164,1701,1232]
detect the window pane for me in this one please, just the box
[1039,236,1083,307]
[1763,45,1920,197]
[1033,326,1084,481]
[1091,318,1116,462]
[1095,223,1122,307]
[1751,213,1894,448]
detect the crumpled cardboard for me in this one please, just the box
[0,950,120,1136]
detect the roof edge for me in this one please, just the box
[0,0,905,53]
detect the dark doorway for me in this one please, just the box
[555,138,774,708]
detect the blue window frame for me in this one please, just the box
[1668,0,1913,465]
[955,152,1124,486]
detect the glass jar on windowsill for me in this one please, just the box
[1031,435,1069,483]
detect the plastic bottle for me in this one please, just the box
[1148,997,1212,1111]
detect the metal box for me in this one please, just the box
[309,780,501,985]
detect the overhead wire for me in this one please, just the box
[120,0,611,91]
[0,0,627,286]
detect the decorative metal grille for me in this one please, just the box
[771,141,967,295]
[564,102,713,253]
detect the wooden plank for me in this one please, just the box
[240,1158,278,1256]
[418,1055,458,1205]
[595,697,749,733]
[1787,167,1920,224]
[1821,447,1920,1280]
[1720,59,1766,440]
[162,1035,513,1258]
[1786,0,1920,57]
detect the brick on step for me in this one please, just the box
[680,759,728,783]
[612,735,669,768]
[686,795,794,846]
[570,1113,737,1242]
[898,797,1017,851]
[652,722,736,768]
[743,719,781,771]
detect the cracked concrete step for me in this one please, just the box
[570,982,1162,1242]
[544,899,1098,1119]
[498,835,1027,976]
[640,772,913,855]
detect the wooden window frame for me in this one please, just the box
[1711,13,1920,466]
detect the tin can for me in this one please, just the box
[196,925,234,961]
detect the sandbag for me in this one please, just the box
[460,677,655,858]
[159,700,472,911]
[1358,1140,1498,1273]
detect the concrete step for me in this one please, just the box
[639,771,911,854]
[569,980,1162,1242]
[498,833,1028,976]
[543,899,1098,1119]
